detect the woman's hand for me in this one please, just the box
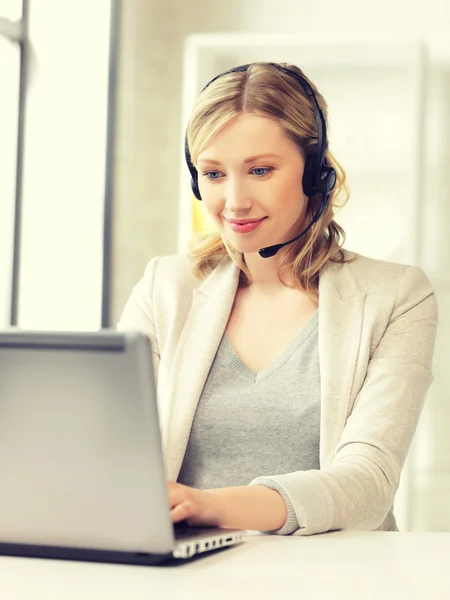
[167,481,220,527]
[167,481,288,531]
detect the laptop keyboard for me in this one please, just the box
[173,521,218,539]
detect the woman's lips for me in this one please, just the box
[227,218,266,233]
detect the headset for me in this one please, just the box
[184,63,337,258]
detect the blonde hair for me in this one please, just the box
[186,62,352,300]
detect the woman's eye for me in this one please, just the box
[203,171,223,180]
[202,167,272,180]
[251,167,273,177]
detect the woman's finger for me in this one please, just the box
[167,482,186,508]
[170,501,193,523]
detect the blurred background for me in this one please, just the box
[0,0,449,532]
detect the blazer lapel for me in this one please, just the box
[318,259,366,468]
[164,259,240,480]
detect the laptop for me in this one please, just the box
[0,329,244,565]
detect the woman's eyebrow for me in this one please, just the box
[197,158,222,166]
[198,153,281,166]
[243,153,281,163]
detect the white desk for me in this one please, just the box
[0,531,449,600]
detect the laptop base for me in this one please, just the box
[0,541,174,567]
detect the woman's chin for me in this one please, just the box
[224,240,265,255]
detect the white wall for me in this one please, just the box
[112,0,450,531]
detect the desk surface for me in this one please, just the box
[0,531,449,600]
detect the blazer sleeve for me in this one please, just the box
[116,257,161,387]
[250,266,438,535]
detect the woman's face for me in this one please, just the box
[196,113,308,255]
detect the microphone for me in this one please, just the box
[258,194,328,259]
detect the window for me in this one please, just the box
[0,0,117,330]
[0,0,22,21]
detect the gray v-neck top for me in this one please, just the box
[177,310,321,534]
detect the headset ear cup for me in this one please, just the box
[302,158,315,198]
[191,172,202,201]
[314,166,337,196]
[185,136,202,200]
[323,166,337,194]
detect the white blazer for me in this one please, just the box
[117,250,438,535]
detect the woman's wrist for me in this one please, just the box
[206,485,287,531]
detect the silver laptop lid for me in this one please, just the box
[0,330,175,554]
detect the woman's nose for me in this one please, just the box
[224,178,252,212]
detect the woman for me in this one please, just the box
[117,62,438,536]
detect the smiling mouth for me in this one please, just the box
[226,218,267,234]
[226,217,267,224]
